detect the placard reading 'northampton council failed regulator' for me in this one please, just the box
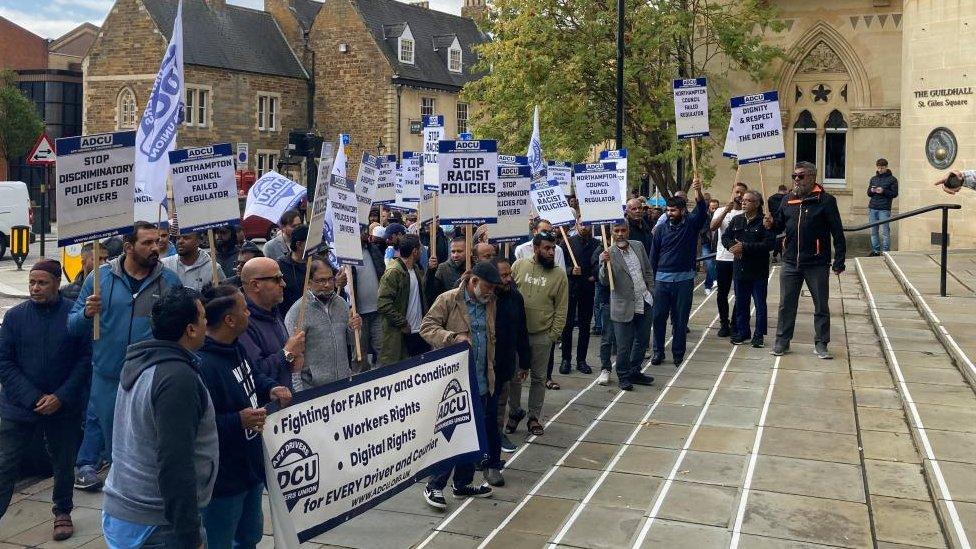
[169,143,239,233]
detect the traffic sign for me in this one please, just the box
[237,143,249,167]
[27,134,56,166]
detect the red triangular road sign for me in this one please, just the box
[27,134,56,166]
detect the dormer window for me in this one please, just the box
[448,37,462,72]
[398,25,415,64]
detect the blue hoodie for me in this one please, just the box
[651,198,709,278]
[68,255,183,380]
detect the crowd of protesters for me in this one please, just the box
[0,161,845,546]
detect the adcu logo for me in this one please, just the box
[434,378,472,443]
[272,439,320,511]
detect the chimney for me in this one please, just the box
[460,0,486,23]
[409,1,429,7]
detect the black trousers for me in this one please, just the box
[0,414,81,518]
[776,263,831,345]
[716,260,734,324]
[405,332,432,357]
[561,282,595,364]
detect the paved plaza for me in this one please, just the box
[2,252,976,548]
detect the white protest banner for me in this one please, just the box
[304,142,336,258]
[488,164,532,243]
[498,154,528,166]
[168,143,238,233]
[355,153,381,226]
[420,189,436,224]
[326,175,363,266]
[243,170,306,224]
[730,91,785,165]
[722,119,737,158]
[672,77,710,139]
[263,344,486,545]
[422,115,444,191]
[437,139,499,224]
[574,162,624,226]
[374,154,397,205]
[547,160,574,196]
[599,148,628,204]
[392,152,422,212]
[529,172,575,227]
[55,131,137,246]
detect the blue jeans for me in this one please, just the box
[702,244,716,290]
[76,401,105,468]
[869,208,892,252]
[732,277,768,339]
[611,311,652,382]
[652,279,694,359]
[201,483,264,549]
[593,285,608,331]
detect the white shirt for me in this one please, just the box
[405,269,423,333]
[515,240,567,271]
[712,207,743,262]
[620,245,652,314]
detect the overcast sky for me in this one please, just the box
[1,0,461,39]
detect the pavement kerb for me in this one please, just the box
[857,257,971,549]
[882,252,976,391]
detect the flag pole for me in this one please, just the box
[92,240,101,341]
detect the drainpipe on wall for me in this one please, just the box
[396,82,403,157]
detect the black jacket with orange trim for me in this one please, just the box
[770,185,846,271]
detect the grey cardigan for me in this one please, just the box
[598,240,653,323]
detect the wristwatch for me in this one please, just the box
[284,350,297,363]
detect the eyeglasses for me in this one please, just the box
[254,274,284,283]
[311,277,335,285]
[791,173,807,180]
[537,230,555,239]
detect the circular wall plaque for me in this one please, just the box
[925,127,958,169]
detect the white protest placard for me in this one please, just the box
[672,78,710,139]
[304,142,336,257]
[374,154,397,205]
[169,143,238,234]
[574,162,624,226]
[355,153,381,226]
[730,91,785,165]
[420,189,436,224]
[243,170,306,224]
[55,131,136,246]
[263,344,486,545]
[722,119,737,158]
[437,140,499,225]
[422,115,444,191]
[529,172,575,227]
[498,154,528,166]
[599,148,628,204]
[489,164,532,243]
[547,161,573,196]
[393,152,422,212]
[326,175,363,266]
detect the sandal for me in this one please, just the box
[546,379,561,390]
[53,514,73,541]
[527,418,544,436]
[505,408,526,434]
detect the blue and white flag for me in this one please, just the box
[331,136,347,178]
[243,171,306,224]
[134,0,184,222]
[323,137,348,266]
[526,105,545,177]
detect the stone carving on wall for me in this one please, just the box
[849,109,901,128]
[798,41,848,74]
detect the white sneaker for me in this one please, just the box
[597,370,611,386]
[703,287,713,296]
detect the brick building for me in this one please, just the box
[83,0,487,186]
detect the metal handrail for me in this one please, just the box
[843,203,961,297]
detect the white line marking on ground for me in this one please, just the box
[729,355,780,548]
[415,284,710,548]
[472,285,716,549]
[858,258,972,549]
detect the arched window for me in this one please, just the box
[793,110,817,167]
[823,110,847,185]
[117,88,137,129]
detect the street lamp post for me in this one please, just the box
[615,0,624,149]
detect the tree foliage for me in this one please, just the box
[0,70,44,160]
[463,0,783,197]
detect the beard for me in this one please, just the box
[135,252,159,268]
[314,290,335,302]
[616,240,628,248]
[537,254,555,269]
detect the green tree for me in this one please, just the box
[0,70,44,161]
[463,0,783,197]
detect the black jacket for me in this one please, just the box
[767,192,787,216]
[196,337,278,498]
[867,171,898,211]
[722,214,775,281]
[277,255,307,319]
[494,285,531,385]
[627,218,653,257]
[771,185,846,271]
[561,234,600,290]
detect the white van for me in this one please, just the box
[0,181,33,260]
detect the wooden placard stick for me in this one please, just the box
[295,257,314,331]
[690,138,699,180]
[207,228,220,286]
[429,194,438,260]
[601,224,615,291]
[345,265,364,362]
[465,224,473,271]
[559,226,580,270]
[92,239,101,341]
[758,161,767,198]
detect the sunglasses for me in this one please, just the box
[791,173,807,180]
[254,274,284,283]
